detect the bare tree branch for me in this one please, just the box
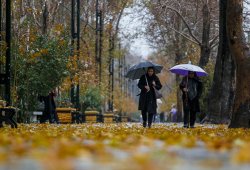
[211,40,219,49]
[50,0,62,26]
[209,34,219,46]
[168,26,200,45]
[114,1,129,38]
[160,5,202,45]
[32,0,41,28]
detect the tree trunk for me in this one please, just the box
[227,0,250,128]
[5,0,11,104]
[173,14,184,122]
[42,2,48,34]
[207,0,235,124]
[0,0,2,39]
[175,53,183,122]
[199,3,211,68]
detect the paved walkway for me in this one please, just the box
[0,123,249,170]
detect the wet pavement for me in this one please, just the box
[0,123,249,170]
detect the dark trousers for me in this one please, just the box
[40,109,59,123]
[40,110,50,123]
[141,109,154,125]
[183,99,197,126]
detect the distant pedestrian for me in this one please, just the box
[170,104,177,122]
[159,111,165,122]
[138,67,162,128]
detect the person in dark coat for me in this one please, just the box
[138,67,162,128]
[39,91,59,123]
[180,71,202,128]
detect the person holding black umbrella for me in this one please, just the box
[125,60,163,127]
[138,67,162,128]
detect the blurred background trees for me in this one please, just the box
[1,0,250,126]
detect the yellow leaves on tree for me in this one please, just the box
[53,24,64,36]
[179,43,201,65]
[0,40,7,65]
[113,85,137,115]
[59,76,72,92]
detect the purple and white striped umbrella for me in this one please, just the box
[169,62,208,77]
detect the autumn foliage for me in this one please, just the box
[0,123,250,169]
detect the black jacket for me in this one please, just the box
[180,76,203,112]
[138,74,162,114]
[179,76,202,101]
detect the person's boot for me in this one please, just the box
[190,124,195,128]
[148,122,152,128]
[183,124,189,128]
[143,122,147,128]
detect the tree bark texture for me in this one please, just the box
[175,54,183,122]
[173,15,184,122]
[207,0,235,124]
[227,0,250,128]
[199,3,211,68]
[0,0,2,38]
[42,2,48,34]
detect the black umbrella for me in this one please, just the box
[125,61,163,80]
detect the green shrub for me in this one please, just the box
[80,86,102,113]
[13,35,70,113]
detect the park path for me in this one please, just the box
[0,123,249,170]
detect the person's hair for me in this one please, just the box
[188,71,198,79]
[147,67,155,72]
[194,72,197,77]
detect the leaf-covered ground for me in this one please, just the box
[0,123,250,170]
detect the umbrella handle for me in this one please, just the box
[144,74,150,92]
[144,68,150,92]
[143,68,149,86]
[185,76,188,105]
[145,74,149,86]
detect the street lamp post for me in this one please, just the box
[108,21,114,112]
[76,0,80,109]
[95,0,99,81]
[70,0,76,106]
[70,0,80,109]
[99,9,103,84]
[118,43,122,92]
[111,37,114,112]
[95,0,103,85]
[5,0,11,104]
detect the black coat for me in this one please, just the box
[138,74,162,114]
[179,76,203,112]
[39,92,58,123]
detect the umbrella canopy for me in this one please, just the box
[125,61,163,80]
[169,62,208,77]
